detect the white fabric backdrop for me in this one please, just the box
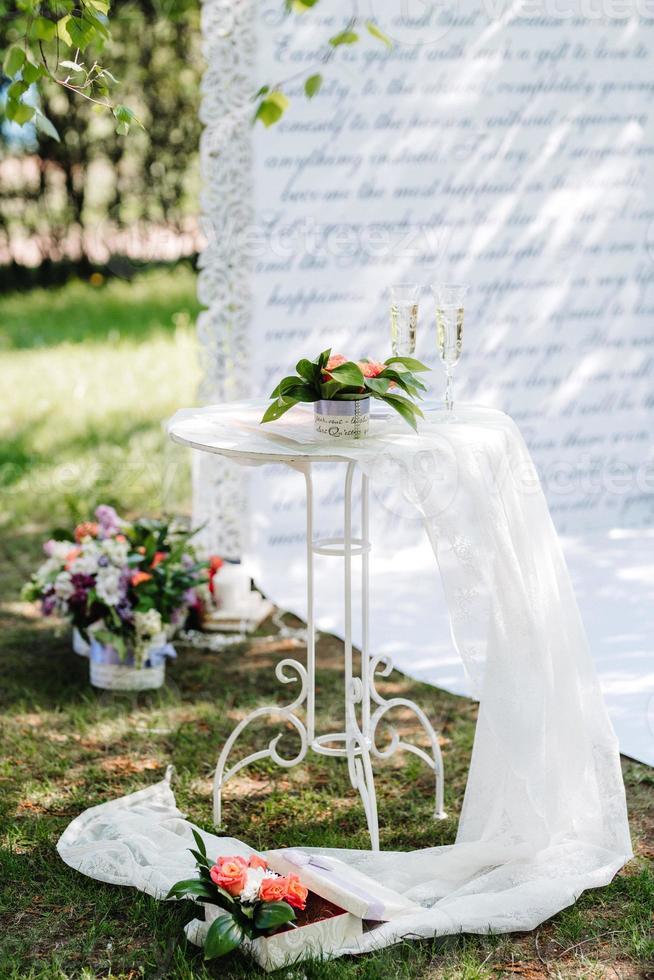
[195,0,654,764]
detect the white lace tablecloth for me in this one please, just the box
[58,402,632,953]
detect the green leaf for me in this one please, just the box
[22,61,44,84]
[295,358,319,384]
[364,376,391,395]
[82,9,110,38]
[304,73,322,98]
[35,111,60,141]
[50,0,75,14]
[261,397,297,423]
[282,383,318,403]
[56,15,74,44]
[381,393,424,431]
[254,90,289,127]
[366,20,393,48]
[316,348,332,370]
[253,900,296,931]
[319,380,343,400]
[66,15,95,48]
[113,103,135,123]
[30,16,57,41]
[3,46,25,78]
[6,100,35,124]
[292,0,320,9]
[191,828,208,859]
[329,29,359,46]
[189,848,211,869]
[325,361,365,387]
[204,913,244,960]
[8,80,28,100]
[165,877,218,902]
[270,374,301,398]
[380,368,425,396]
[112,104,142,135]
[384,355,430,373]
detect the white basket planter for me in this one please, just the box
[88,633,175,691]
[314,398,370,439]
[72,627,90,657]
[89,659,166,691]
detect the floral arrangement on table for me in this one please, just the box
[261,348,429,433]
[22,505,209,674]
[167,831,308,960]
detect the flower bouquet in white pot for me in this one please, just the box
[22,505,209,691]
[262,348,429,438]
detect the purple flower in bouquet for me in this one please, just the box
[98,554,109,568]
[95,505,122,539]
[68,573,95,611]
[41,592,56,616]
[116,599,134,624]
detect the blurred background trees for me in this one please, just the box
[0,0,202,290]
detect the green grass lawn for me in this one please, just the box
[1,271,653,979]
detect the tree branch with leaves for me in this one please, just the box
[2,0,391,140]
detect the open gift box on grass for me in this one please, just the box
[171,833,420,972]
[205,886,362,972]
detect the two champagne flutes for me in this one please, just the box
[390,281,469,421]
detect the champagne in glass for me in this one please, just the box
[390,283,420,356]
[432,283,469,418]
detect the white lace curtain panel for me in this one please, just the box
[58,407,632,953]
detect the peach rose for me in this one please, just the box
[357,360,386,378]
[284,874,308,911]
[131,571,152,587]
[150,551,167,568]
[248,854,268,870]
[209,856,248,896]
[74,521,99,543]
[259,876,289,903]
[322,353,347,379]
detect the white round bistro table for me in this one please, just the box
[168,401,446,851]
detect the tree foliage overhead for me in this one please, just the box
[1,0,392,139]
[1,0,202,275]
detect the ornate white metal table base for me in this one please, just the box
[213,461,446,850]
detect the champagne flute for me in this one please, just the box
[432,283,468,419]
[390,283,420,356]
